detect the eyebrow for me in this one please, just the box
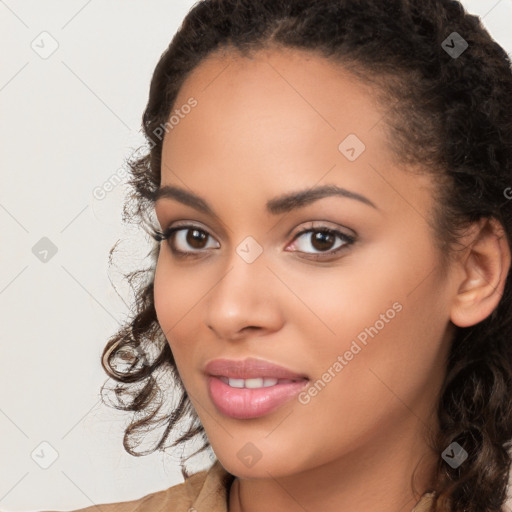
[152,184,378,215]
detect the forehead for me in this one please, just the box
[159,47,435,221]
[170,46,385,140]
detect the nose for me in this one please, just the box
[202,248,283,341]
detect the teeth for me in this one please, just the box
[228,378,245,388]
[246,378,278,388]
[219,377,296,388]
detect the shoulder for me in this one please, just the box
[53,459,234,512]
[64,470,206,512]
[411,491,436,512]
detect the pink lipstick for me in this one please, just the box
[204,357,309,419]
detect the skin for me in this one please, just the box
[153,46,510,512]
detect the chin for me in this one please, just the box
[214,449,308,480]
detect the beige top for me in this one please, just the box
[62,459,435,512]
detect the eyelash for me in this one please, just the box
[150,223,356,261]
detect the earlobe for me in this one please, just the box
[450,217,511,328]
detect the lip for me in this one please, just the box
[204,357,309,380]
[207,376,309,419]
[204,357,309,419]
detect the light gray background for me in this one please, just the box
[1,1,511,511]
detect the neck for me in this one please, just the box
[228,414,437,512]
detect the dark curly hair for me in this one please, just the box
[100,1,512,510]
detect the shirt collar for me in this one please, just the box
[190,459,436,512]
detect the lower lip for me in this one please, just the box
[207,376,309,419]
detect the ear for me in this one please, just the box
[450,216,511,328]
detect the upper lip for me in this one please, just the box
[204,357,309,380]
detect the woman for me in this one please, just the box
[66,0,512,511]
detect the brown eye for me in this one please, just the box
[186,228,209,249]
[310,231,336,251]
[289,227,355,260]
[164,225,220,255]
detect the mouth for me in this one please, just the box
[204,357,309,419]
[217,376,305,388]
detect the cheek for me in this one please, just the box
[153,254,200,373]
[153,254,176,332]
[290,298,442,467]
[294,235,447,407]
[153,251,204,330]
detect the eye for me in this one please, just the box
[286,225,355,260]
[171,225,219,254]
[153,223,220,257]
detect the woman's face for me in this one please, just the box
[153,47,457,479]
